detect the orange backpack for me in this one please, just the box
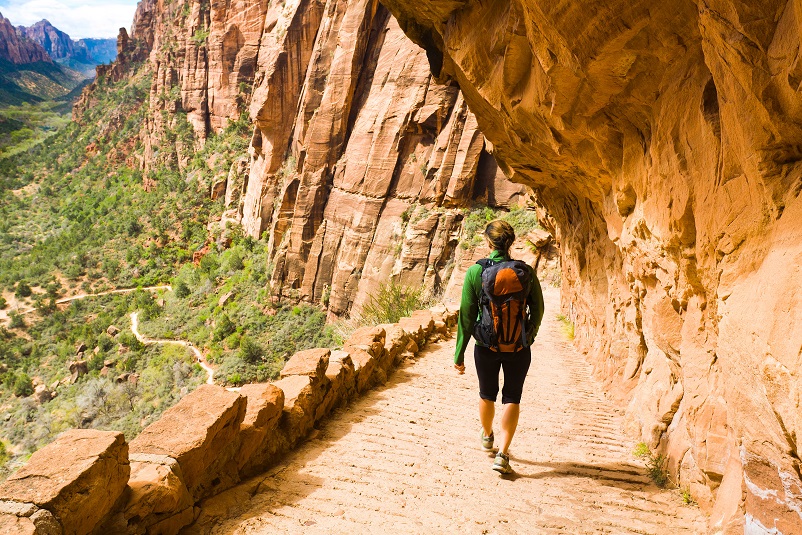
[473,259,534,352]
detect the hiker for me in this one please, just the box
[454,220,544,474]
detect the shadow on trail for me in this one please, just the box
[186,344,443,533]
[502,457,653,489]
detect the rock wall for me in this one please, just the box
[0,307,457,535]
[0,13,51,65]
[82,0,529,318]
[18,20,117,71]
[379,0,802,532]
[17,20,83,62]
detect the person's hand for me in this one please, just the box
[454,363,465,375]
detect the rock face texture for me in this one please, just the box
[0,429,129,535]
[17,20,80,61]
[83,0,529,317]
[0,13,50,64]
[380,0,802,532]
[17,19,117,71]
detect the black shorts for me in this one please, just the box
[474,344,531,404]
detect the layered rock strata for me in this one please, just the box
[0,13,51,64]
[380,0,802,532]
[18,20,117,73]
[80,0,529,317]
[0,307,456,535]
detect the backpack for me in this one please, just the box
[473,258,534,352]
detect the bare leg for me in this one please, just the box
[479,398,495,437]
[498,403,520,454]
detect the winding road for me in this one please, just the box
[130,311,215,385]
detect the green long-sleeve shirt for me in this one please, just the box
[454,250,545,365]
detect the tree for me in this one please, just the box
[238,335,263,364]
[15,281,32,298]
[13,374,33,397]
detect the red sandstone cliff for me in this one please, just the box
[79,0,529,319]
[379,0,802,532]
[0,13,50,64]
[17,20,80,61]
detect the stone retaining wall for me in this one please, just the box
[0,307,457,535]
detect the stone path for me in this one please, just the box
[186,287,707,534]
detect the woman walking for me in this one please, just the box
[454,220,544,474]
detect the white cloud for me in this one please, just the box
[1,0,138,39]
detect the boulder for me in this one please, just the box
[0,515,35,535]
[317,351,356,419]
[410,310,435,336]
[348,348,377,394]
[123,455,193,529]
[217,291,234,308]
[33,385,52,404]
[345,326,386,359]
[397,317,426,345]
[274,375,328,444]
[67,360,87,378]
[383,324,411,365]
[526,228,552,249]
[129,385,246,500]
[210,176,227,200]
[106,325,120,337]
[236,383,284,471]
[280,348,330,381]
[74,342,86,355]
[0,429,129,535]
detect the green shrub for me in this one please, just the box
[13,373,33,397]
[175,280,191,298]
[213,314,236,341]
[118,331,144,352]
[634,442,670,487]
[14,281,32,298]
[359,281,426,325]
[556,314,575,340]
[191,28,210,46]
[9,312,25,330]
[238,335,263,364]
[0,297,6,309]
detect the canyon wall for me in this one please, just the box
[380,0,802,533]
[0,13,51,64]
[90,0,529,318]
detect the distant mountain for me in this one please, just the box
[0,13,86,106]
[17,20,117,77]
[0,12,50,64]
[79,38,117,64]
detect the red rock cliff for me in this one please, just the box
[0,12,51,64]
[379,0,802,532]
[91,0,529,318]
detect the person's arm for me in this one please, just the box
[529,268,545,336]
[455,264,481,366]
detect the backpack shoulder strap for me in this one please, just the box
[476,258,495,271]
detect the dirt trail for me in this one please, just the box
[8,285,173,317]
[130,311,215,385]
[187,287,707,534]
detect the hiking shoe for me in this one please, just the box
[493,451,512,474]
[481,430,494,451]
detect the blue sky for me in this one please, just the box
[0,0,138,39]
